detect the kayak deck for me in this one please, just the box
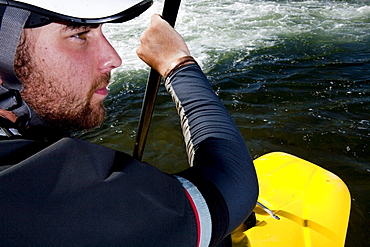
[231,152,351,247]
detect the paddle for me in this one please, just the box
[133,0,182,161]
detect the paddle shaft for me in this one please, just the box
[133,0,182,161]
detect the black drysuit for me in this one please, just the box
[0,64,258,246]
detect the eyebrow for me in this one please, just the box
[62,24,100,33]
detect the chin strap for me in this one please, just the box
[0,6,31,128]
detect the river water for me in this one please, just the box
[76,0,370,245]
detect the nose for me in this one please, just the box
[98,35,122,73]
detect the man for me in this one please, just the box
[0,1,258,246]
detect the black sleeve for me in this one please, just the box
[166,64,259,239]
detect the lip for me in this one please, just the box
[95,86,108,96]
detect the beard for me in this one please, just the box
[14,35,108,131]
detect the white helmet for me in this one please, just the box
[1,0,153,27]
[0,0,152,127]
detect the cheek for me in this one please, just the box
[39,54,92,91]
[36,41,94,74]
[32,41,98,97]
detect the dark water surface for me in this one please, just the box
[76,0,369,245]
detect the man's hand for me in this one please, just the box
[136,14,190,77]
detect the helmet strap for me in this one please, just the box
[0,6,31,127]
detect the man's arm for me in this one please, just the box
[137,14,259,243]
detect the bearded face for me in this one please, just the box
[13,23,121,131]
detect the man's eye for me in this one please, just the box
[71,31,88,40]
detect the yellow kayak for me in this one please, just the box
[232,152,351,247]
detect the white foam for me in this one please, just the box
[104,0,370,73]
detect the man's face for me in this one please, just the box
[15,23,122,131]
